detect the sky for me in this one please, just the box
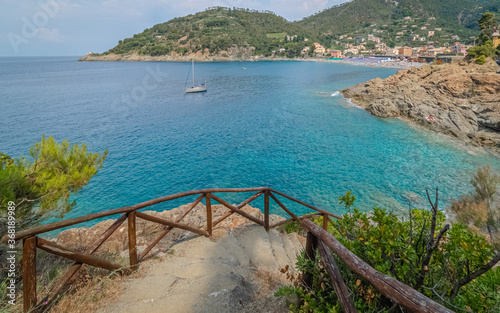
[0,0,347,56]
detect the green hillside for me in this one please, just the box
[106,7,313,58]
[299,0,500,48]
[99,1,500,58]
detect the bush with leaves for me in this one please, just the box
[276,191,500,312]
[448,165,500,248]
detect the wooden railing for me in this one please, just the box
[14,187,338,313]
[300,220,454,313]
[14,187,453,313]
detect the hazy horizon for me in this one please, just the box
[1,0,347,57]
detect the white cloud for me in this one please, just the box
[36,28,66,42]
[0,0,351,55]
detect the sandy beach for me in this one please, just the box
[327,58,427,69]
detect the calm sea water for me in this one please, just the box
[1,56,499,225]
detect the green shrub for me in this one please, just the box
[476,55,486,64]
[276,192,500,312]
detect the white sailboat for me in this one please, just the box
[185,60,207,93]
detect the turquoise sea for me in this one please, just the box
[1,56,499,225]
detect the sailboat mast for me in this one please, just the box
[192,60,195,87]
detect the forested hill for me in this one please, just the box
[299,0,500,49]
[105,7,312,58]
[93,1,500,59]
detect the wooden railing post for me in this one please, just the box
[23,236,37,313]
[264,190,270,231]
[317,241,358,313]
[302,232,318,289]
[128,211,138,271]
[206,193,212,237]
[323,213,328,231]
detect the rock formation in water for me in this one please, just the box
[341,58,500,151]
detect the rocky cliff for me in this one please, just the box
[341,58,500,151]
[78,44,256,62]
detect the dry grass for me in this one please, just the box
[47,271,125,313]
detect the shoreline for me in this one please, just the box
[340,58,500,154]
[327,59,427,70]
[78,53,426,69]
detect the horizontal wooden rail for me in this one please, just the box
[14,187,269,241]
[37,238,130,274]
[302,219,454,313]
[135,211,210,237]
[40,213,128,308]
[18,187,342,313]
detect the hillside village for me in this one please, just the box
[83,1,500,62]
[280,16,499,60]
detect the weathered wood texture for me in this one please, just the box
[23,237,37,313]
[139,194,204,260]
[270,213,323,229]
[41,213,128,306]
[264,190,270,231]
[206,193,213,237]
[135,211,209,237]
[208,193,265,226]
[128,211,138,271]
[270,189,342,219]
[302,232,318,289]
[269,193,302,225]
[19,187,343,313]
[212,191,264,228]
[302,219,454,313]
[36,238,128,274]
[317,240,358,313]
[14,188,269,240]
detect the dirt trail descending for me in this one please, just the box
[98,225,305,313]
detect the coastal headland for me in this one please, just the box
[341,58,500,152]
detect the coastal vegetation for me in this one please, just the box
[0,136,107,311]
[0,135,107,231]
[91,0,500,59]
[106,7,310,58]
[467,12,500,63]
[299,0,499,48]
[276,167,500,312]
